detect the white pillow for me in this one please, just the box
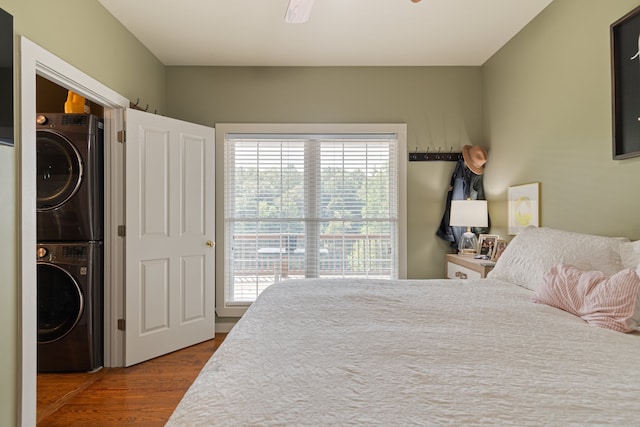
[621,241,640,326]
[487,226,628,291]
[620,240,640,270]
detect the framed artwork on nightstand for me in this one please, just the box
[491,240,508,262]
[508,183,540,235]
[477,234,499,257]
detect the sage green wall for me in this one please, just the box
[2,0,166,113]
[483,0,640,240]
[166,66,484,282]
[0,1,165,425]
[5,0,638,424]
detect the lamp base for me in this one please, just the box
[458,231,478,255]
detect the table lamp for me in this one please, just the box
[449,199,488,254]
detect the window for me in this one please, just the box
[217,124,406,315]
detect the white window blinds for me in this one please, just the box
[222,126,404,306]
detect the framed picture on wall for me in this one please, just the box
[0,8,13,147]
[611,5,640,159]
[508,183,540,235]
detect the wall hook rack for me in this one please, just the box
[129,98,155,113]
[409,147,462,162]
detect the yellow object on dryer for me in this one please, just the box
[64,90,87,113]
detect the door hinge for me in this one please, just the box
[117,319,126,331]
[117,130,126,143]
[117,225,126,237]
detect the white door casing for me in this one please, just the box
[124,108,215,366]
[20,37,215,424]
[20,36,130,426]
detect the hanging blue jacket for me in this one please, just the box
[436,159,490,249]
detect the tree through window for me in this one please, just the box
[221,124,406,309]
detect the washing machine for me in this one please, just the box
[36,113,104,242]
[37,241,103,372]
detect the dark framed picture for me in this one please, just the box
[611,6,640,160]
[0,8,13,147]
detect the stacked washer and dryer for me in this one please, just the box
[36,113,104,372]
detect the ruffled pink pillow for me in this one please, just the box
[532,264,640,333]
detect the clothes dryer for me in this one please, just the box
[36,113,104,241]
[37,241,103,372]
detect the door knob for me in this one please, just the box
[206,240,215,248]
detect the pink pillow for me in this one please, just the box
[532,264,640,333]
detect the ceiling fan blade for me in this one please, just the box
[284,0,315,24]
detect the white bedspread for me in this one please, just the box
[167,278,640,426]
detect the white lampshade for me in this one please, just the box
[449,199,488,228]
[449,199,488,254]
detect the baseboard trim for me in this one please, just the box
[215,321,237,334]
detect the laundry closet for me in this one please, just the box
[35,76,105,373]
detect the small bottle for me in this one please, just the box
[64,90,86,114]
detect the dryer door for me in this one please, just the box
[37,263,84,343]
[36,130,83,211]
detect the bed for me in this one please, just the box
[167,227,640,426]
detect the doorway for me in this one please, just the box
[20,36,129,426]
[20,36,217,426]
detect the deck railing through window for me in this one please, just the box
[231,233,392,301]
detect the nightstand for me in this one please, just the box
[445,254,494,279]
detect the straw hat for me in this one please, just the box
[462,145,487,175]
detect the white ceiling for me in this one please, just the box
[98,0,554,66]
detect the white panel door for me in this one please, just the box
[124,108,215,367]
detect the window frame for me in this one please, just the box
[215,123,407,318]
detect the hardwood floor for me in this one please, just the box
[37,334,226,426]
